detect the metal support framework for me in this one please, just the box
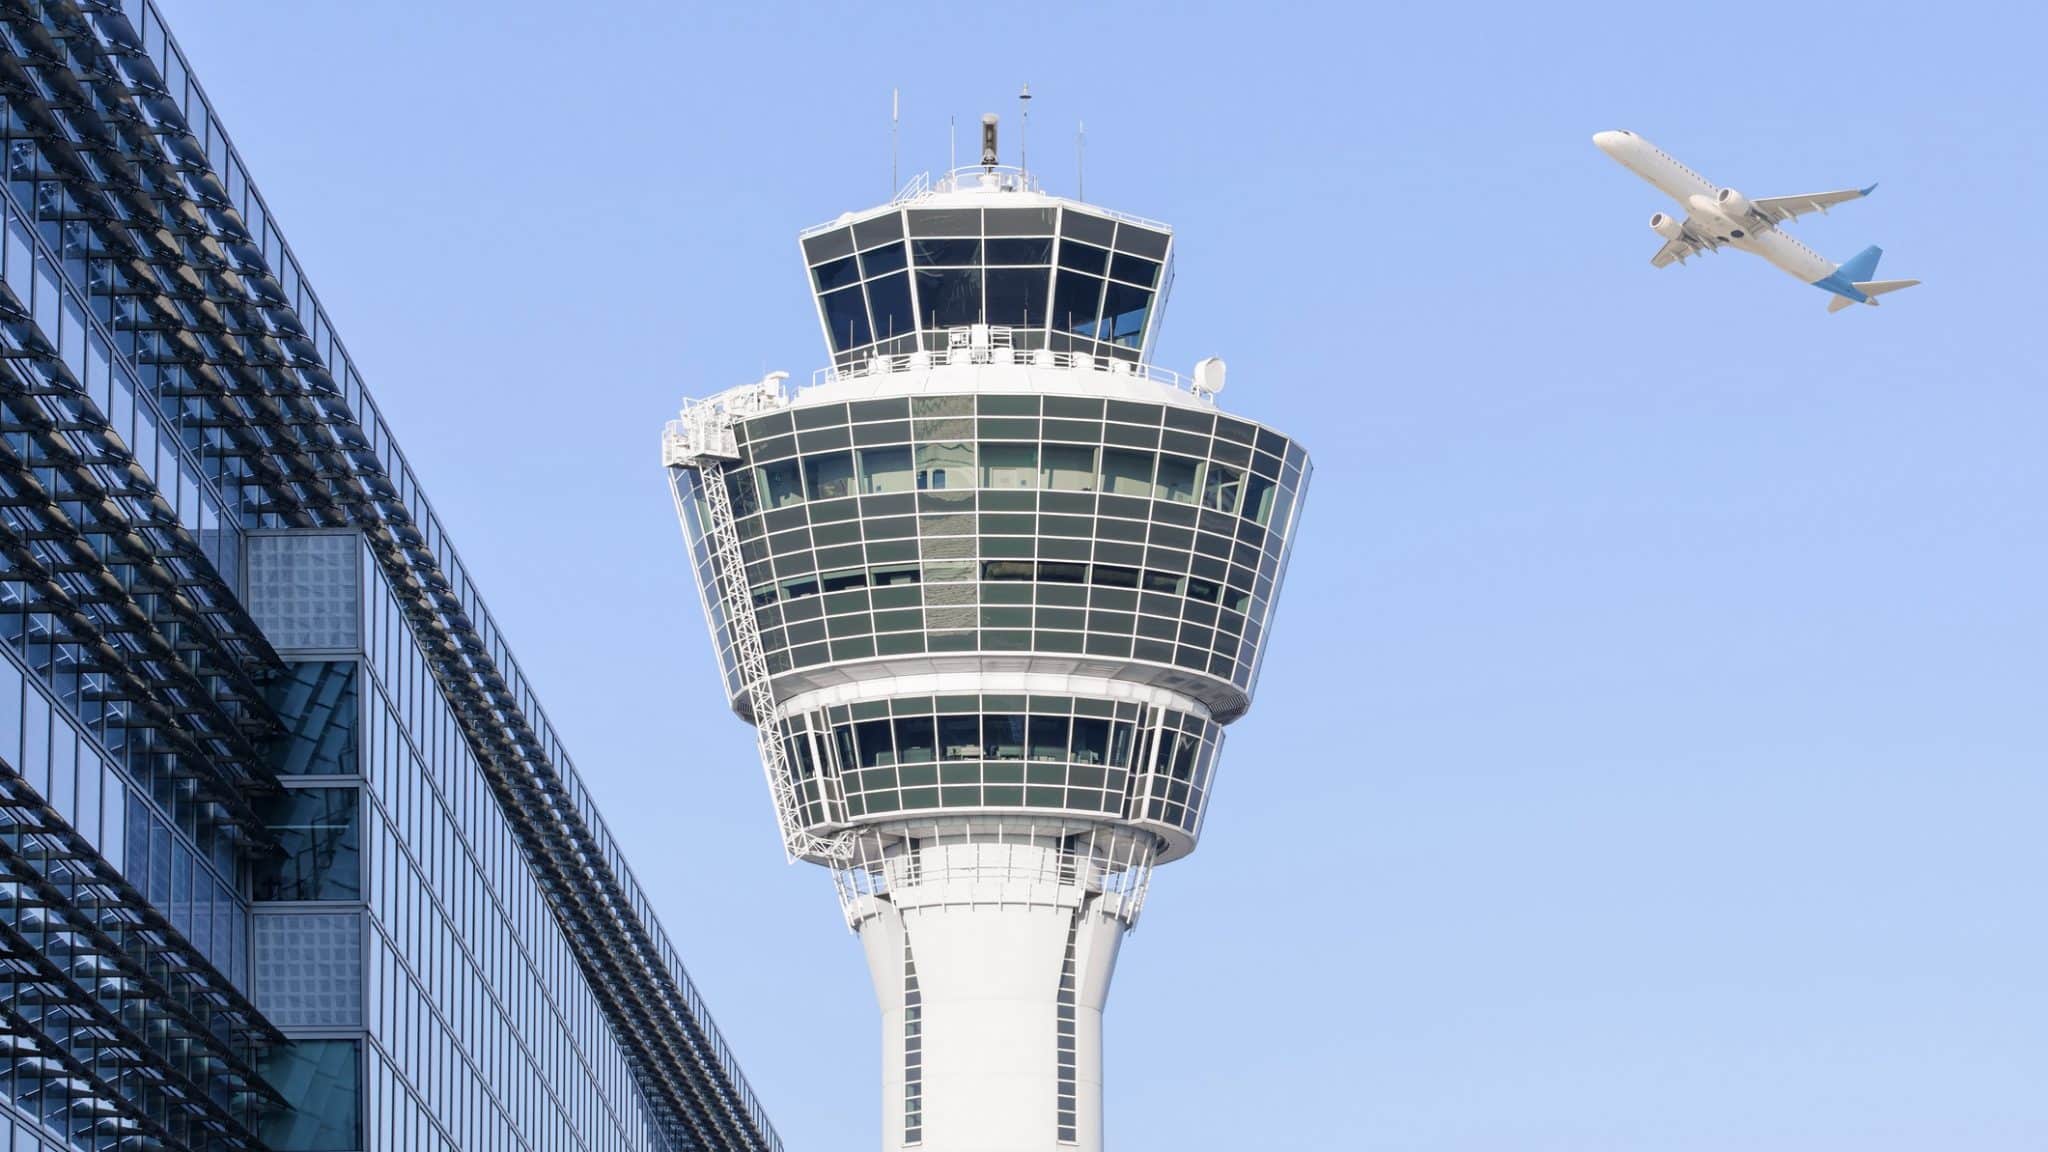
[664,372,851,864]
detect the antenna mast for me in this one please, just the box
[1077,120,1086,201]
[949,114,956,172]
[1019,83,1031,175]
[890,88,900,194]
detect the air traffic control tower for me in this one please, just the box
[664,117,1311,1151]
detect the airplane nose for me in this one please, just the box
[1592,130,1627,153]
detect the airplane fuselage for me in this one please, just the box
[1594,131,1865,301]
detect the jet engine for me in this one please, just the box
[1649,212,1684,242]
[1714,188,1753,218]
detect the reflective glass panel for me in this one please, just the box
[259,1040,361,1151]
[254,788,360,901]
[915,268,981,328]
[984,267,1050,327]
[821,285,872,351]
[867,272,914,344]
[268,662,357,775]
[859,446,915,494]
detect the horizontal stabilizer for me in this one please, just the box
[1828,294,1856,314]
[1854,279,1920,298]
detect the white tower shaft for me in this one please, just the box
[854,842,1127,1152]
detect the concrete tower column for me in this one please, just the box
[855,842,1128,1152]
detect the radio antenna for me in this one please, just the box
[1076,120,1086,201]
[1019,83,1031,175]
[890,88,900,194]
[949,114,956,173]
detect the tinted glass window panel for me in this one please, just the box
[1113,224,1172,259]
[1101,449,1155,497]
[853,211,905,247]
[802,227,855,264]
[916,441,974,490]
[867,272,914,344]
[860,241,908,278]
[986,237,1054,265]
[984,267,1051,327]
[259,1040,361,1151]
[985,207,1057,235]
[268,662,357,775]
[813,255,860,292]
[1059,209,1116,246]
[980,443,1038,489]
[804,452,855,501]
[985,715,1027,759]
[1051,272,1105,336]
[1203,464,1244,513]
[1057,241,1109,275]
[1243,473,1278,525]
[860,445,915,494]
[1029,716,1070,761]
[940,715,980,759]
[912,237,981,266]
[909,208,981,236]
[757,459,804,509]
[1155,455,1202,504]
[1101,281,1153,347]
[821,284,872,351]
[855,719,895,767]
[254,788,360,901]
[1041,444,1097,491]
[894,716,936,763]
[1110,252,1160,288]
[915,268,982,328]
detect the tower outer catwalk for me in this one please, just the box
[665,141,1311,1152]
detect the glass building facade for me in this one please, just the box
[0,4,779,1151]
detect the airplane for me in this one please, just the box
[1593,130,1919,313]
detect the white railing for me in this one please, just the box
[805,330,1214,403]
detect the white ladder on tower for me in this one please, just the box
[663,373,852,863]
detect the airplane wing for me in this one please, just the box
[1747,183,1878,225]
[1651,219,1719,268]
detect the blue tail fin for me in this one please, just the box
[1836,245,1883,282]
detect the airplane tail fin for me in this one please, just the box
[1835,244,1884,282]
[1827,278,1921,313]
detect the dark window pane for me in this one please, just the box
[259,1040,361,1151]
[985,207,1056,235]
[867,272,914,344]
[1071,718,1110,764]
[940,715,980,759]
[1101,449,1154,496]
[1057,241,1109,275]
[268,662,357,776]
[802,227,855,264]
[757,459,804,509]
[985,267,1051,326]
[985,715,1027,760]
[813,255,860,292]
[1029,716,1070,761]
[1101,281,1153,347]
[860,445,915,494]
[913,237,981,266]
[804,452,855,501]
[894,716,936,763]
[916,268,982,328]
[1113,224,1171,259]
[1110,252,1159,288]
[1051,272,1104,336]
[1060,209,1116,246]
[855,719,895,767]
[821,285,872,351]
[909,208,981,235]
[860,241,907,278]
[254,788,360,901]
[853,212,905,247]
[986,237,1053,265]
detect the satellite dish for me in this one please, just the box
[1192,357,1226,397]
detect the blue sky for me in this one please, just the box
[166,1,2043,1147]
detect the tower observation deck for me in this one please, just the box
[665,123,1311,1151]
